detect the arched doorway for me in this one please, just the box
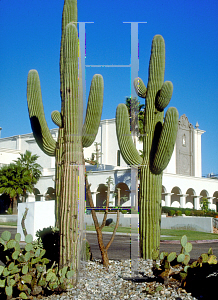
[96,184,107,208]
[45,187,56,201]
[213,191,218,212]
[186,188,195,208]
[200,189,209,198]
[171,186,182,207]
[33,188,41,201]
[114,182,130,207]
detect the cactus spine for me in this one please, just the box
[116,35,178,259]
[27,0,104,282]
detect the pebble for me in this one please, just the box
[43,259,198,300]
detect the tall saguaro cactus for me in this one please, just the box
[116,35,178,259]
[27,0,104,283]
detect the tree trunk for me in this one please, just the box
[12,196,18,215]
[85,177,109,267]
[85,176,120,267]
[96,228,109,267]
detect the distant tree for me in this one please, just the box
[0,151,42,213]
[13,150,42,202]
[85,142,102,167]
[200,197,210,215]
[13,150,42,183]
[125,97,145,143]
[0,163,32,214]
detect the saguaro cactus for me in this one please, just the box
[26,0,104,283]
[116,35,178,259]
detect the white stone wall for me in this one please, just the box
[0,148,20,166]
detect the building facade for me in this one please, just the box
[0,114,218,212]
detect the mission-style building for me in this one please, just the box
[0,114,218,212]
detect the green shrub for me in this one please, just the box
[194,210,205,217]
[121,208,138,214]
[36,226,92,263]
[175,210,182,216]
[6,208,13,215]
[184,210,191,216]
[36,226,59,266]
[162,206,218,217]
[204,210,217,217]
[121,210,128,214]
[162,206,188,215]
[169,210,175,216]
[162,206,172,214]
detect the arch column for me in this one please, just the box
[109,191,115,207]
[90,192,99,207]
[178,194,188,208]
[26,194,35,202]
[163,193,173,207]
[193,196,201,210]
[207,197,215,210]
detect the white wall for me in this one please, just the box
[164,145,176,174]
[194,128,205,177]
[17,201,55,241]
[0,148,21,166]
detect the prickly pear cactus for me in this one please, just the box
[116,35,178,259]
[152,235,218,290]
[26,0,104,282]
[0,231,76,298]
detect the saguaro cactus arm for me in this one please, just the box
[150,107,178,174]
[134,77,147,98]
[27,70,56,156]
[116,103,143,166]
[82,74,104,148]
[51,111,63,128]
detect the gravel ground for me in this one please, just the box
[43,259,198,300]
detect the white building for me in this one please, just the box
[0,114,218,212]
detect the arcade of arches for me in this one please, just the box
[162,186,218,211]
[31,179,218,213]
[32,187,56,202]
[87,182,130,208]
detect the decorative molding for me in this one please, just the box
[178,114,193,130]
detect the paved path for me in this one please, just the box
[1,227,218,261]
[85,232,218,261]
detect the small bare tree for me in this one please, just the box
[85,142,102,166]
[85,176,120,267]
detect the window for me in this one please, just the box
[182,134,186,146]
[117,150,120,166]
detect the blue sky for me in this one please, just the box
[0,0,218,176]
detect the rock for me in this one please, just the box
[105,218,113,226]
